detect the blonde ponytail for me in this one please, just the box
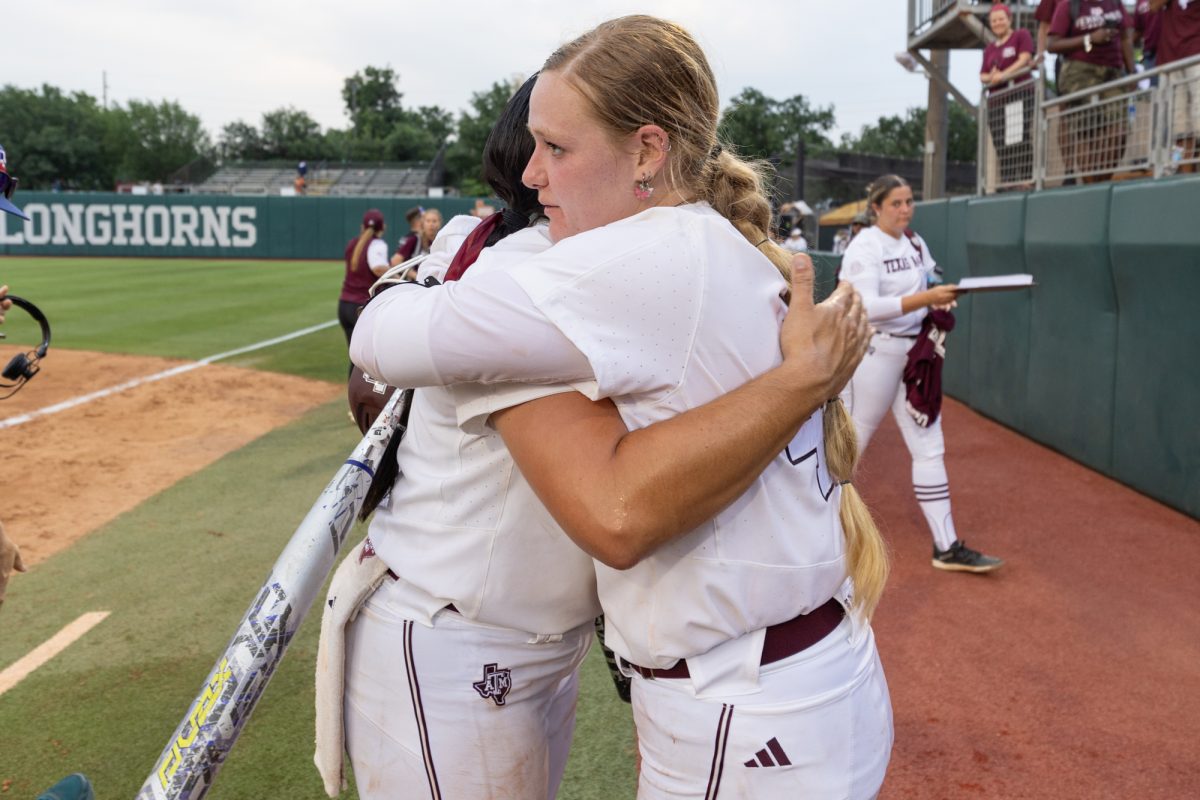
[702,148,794,281]
[823,398,889,620]
[349,227,376,272]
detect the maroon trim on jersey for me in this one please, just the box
[704,704,734,799]
[444,212,504,282]
[403,621,443,800]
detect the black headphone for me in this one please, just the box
[1,295,51,399]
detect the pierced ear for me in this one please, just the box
[634,125,671,170]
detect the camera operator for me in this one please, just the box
[0,144,30,608]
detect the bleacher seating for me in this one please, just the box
[192,162,433,197]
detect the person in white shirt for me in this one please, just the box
[833,227,851,254]
[351,16,892,799]
[784,226,809,252]
[839,174,1004,573]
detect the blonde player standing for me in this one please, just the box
[839,175,1004,573]
[353,16,892,798]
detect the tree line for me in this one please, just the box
[1,67,977,195]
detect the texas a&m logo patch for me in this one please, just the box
[472,663,513,706]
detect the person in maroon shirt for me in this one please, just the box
[1135,0,1164,68]
[389,205,423,267]
[388,207,443,278]
[1049,0,1136,181]
[1036,0,1065,61]
[1151,0,1200,168]
[981,4,1036,186]
[338,209,390,375]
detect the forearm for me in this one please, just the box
[350,273,592,388]
[996,55,1033,83]
[1124,31,1136,73]
[900,289,940,314]
[1047,34,1087,54]
[495,360,830,569]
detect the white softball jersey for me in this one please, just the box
[468,204,852,695]
[351,218,602,636]
[840,225,938,335]
[365,237,389,270]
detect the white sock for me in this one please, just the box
[913,461,958,551]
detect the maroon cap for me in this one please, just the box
[362,208,385,230]
[990,3,1012,18]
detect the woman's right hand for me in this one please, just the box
[925,283,959,307]
[779,255,871,399]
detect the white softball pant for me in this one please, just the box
[841,332,959,551]
[343,577,593,800]
[631,618,892,799]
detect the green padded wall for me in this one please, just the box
[808,251,842,303]
[0,193,481,259]
[1023,185,1118,472]
[943,197,975,404]
[964,194,1031,429]
[913,198,975,403]
[1108,179,1200,517]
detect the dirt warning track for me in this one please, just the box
[864,399,1200,799]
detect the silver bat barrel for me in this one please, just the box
[136,389,409,800]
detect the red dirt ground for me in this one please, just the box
[864,399,1200,799]
[0,346,341,567]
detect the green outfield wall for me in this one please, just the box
[0,193,483,258]
[912,177,1200,519]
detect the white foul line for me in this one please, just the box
[0,320,338,430]
[0,611,111,697]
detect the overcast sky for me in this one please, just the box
[7,1,986,144]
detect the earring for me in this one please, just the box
[634,175,655,201]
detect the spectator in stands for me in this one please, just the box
[338,209,390,373]
[1150,0,1200,170]
[1135,1,1164,71]
[295,161,308,196]
[389,206,424,267]
[1036,0,1064,64]
[1048,0,1135,183]
[982,4,1036,188]
[783,226,808,252]
[472,198,497,217]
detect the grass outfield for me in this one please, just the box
[0,257,350,381]
[0,257,637,798]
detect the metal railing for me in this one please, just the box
[979,54,1200,193]
[909,0,960,38]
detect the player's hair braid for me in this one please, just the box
[822,399,889,620]
[349,226,377,273]
[550,14,888,618]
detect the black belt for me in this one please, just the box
[623,597,845,680]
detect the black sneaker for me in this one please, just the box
[932,540,1004,573]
